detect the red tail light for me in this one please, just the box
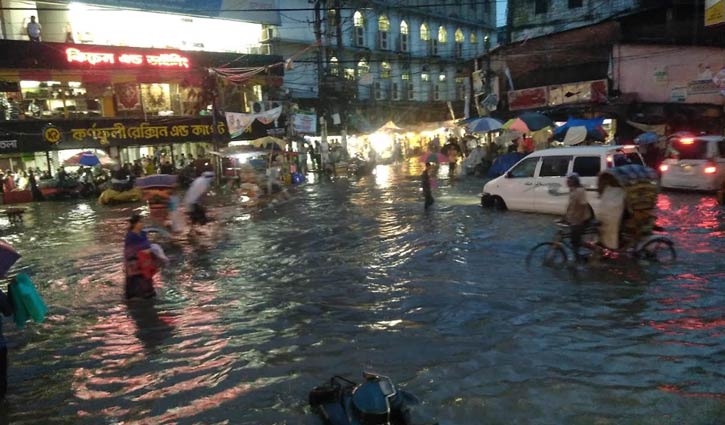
[704,166,717,174]
[679,138,695,144]
[659,164,669,172]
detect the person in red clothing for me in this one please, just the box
[123,214,156,299]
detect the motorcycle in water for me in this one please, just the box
[309,372,435,425]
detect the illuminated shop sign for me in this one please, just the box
[65,48,190,68]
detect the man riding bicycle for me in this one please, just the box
[564,172,593,264]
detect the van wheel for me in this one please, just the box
[481,195,494,208]
[492,196,507,211]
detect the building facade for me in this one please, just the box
[485,0,725,138]
[262,0,497,131]
[0,0,284,172]
[505,0,637,43]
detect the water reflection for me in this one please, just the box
[2,164,724,424]
[125,299,175,353]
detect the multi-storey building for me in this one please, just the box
[504,0,638,43]
[261,0,497,131]
[484,0,725,138]
[0,0,283,172]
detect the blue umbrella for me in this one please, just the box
[0,240,21,277]
[467,117,503,133]
[64,151,102,167]
[635,132,659,145]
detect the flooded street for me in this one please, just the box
[2,162,724,424]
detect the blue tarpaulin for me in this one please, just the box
[553,117,605,136]
[487,152,527,177]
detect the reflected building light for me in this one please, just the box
[373,164,391,188]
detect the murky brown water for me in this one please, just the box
[1,163,724,424]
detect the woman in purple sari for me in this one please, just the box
[124,214,156,299]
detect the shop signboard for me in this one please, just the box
[293,111,317,134]
[705,0,725,27]
[687,79,719,95]
[508,86,547,111]
[0,117,231,153]
[671,87,688,102]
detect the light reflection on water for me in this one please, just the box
[1,165,724,424]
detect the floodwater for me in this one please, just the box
[1,162,724,424]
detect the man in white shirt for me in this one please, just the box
[26,16,41,42]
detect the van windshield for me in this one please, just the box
[670,139,709,160]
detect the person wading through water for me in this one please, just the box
[421,162,435,210]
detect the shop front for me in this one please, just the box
[0,39,283,171]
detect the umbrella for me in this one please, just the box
[250,136,286,150]
[376,121,404,132]
[135,174,178,189]
[0,240,21,277]
[64,151,116,167]
[418,152,449,164]
[504,112,554,132]
[554,125,607,145]
[182,171,214,208]
[467,117,503,133]
[561,126,588,146]
[635,132,660,145]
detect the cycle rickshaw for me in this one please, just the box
[526,164,676,269]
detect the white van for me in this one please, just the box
[481,145,645,216]
[660,135,725,192]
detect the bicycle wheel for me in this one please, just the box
[638,237,677,264]
[526,242,568,270]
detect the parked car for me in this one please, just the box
[481,145,645,216]
[659,135,725,192]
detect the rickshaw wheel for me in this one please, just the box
[526,242,568,270]
[637,238,677,264]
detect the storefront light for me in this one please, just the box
[20,81,40,89]
[69,82,82,88]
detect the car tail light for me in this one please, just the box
[704,165,717,174]
[679,138,694,144]
[659,164,669,172]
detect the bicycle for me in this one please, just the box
[526,220,677,270]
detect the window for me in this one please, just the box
[353,11,365,27]
[329,57,339,76]
[381,62,392,79]
[669,140,709,160]
[470,32,477,44]
[399,20,409,52]
[420,23,430,41]
[344,68,355,80]
[357,59,369,76]
[354,10,365,46]
[535,0,549,14]
[421,73,430,82]
[509,157,539,178]
[378,15,390,32]
[438,73,446,82]
[438,26,447,43]
[327,9,339,37]
[611,152,644,167]
[17,80,106,119]
[573,156,601,177]
[401,72,410,80]
[454,29,464,43]
[568,0,583,8]
[539,156,571,177]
